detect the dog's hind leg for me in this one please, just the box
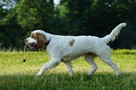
[36,58,60,76]
[98,49,120,76]
[100,56,120,76]
[84,54,98,76]
[63,61,74,76]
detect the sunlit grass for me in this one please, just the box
[0,50,136,89]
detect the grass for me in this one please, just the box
[0,49,136,89]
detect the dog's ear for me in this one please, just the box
[31,33,37,39]
[36,33,47,49]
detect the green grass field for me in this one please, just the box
[0,50,136,89]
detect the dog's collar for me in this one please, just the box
[44,38,51,49]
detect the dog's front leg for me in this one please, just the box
[36,58,60,76]
[63,62,74,76]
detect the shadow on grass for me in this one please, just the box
[0,72,136,89]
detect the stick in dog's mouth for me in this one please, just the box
[23,45,26,62]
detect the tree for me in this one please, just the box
[56,0,136,49]
[0,0,54,49]
[16,0,53,32]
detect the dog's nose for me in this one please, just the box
[24,39,27,43]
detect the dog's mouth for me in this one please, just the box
[26,43,38,51]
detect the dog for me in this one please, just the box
[24,23,126,76]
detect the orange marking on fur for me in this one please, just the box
[36,33,47,49]
[70,39,75,46]
[31,33,36,39]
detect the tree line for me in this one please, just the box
[0,0,136,50]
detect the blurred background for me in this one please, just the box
[0,0,136,50]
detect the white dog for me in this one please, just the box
[24,23,126,76]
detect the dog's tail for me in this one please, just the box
[102,23,127,44]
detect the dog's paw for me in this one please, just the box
[36,72,43,76]
[116,73,121,77]
[69,73,73,77]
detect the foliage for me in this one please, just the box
[0,0,53,49]
[16,0,53,31]
[0,50,136,89]
[57,0,136,49]
[0,0,136,49]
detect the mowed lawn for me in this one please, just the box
[0,50,136,89]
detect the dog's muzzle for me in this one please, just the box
[26,43,38,51]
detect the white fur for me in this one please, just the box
[26,23,126,76]
[25,37,37,45]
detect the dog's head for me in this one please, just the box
[24,31,47,50]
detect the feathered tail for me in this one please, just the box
[102,23,127,44]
